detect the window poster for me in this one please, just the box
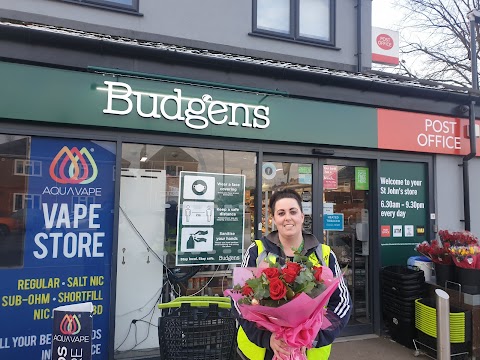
[0,137,116,360]
[379,161,428,266]
[176,171,245,266]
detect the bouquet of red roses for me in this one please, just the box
[225,254,340,360]
[415,239,452,264]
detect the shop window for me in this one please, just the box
[115,144,256,358]
[14,159,42,176]
[61,0,140,13]
[253,0,335,46]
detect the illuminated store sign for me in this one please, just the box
[378,109,480,156]
[102,81,271,130]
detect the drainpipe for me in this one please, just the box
[356,0,363,72]
[463,100,476,231]
[463,14,479,231]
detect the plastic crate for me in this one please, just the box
[158,299,236,360]
[381,266,425,285]
[382,293,416,313]
[382,279,426,297]
[382,276,425,290]
[383,309,416,349]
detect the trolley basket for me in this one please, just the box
[158,296,236,360]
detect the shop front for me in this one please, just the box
[0,59,475,360]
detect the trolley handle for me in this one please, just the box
[171,295,231,304]
[158,300,231,309]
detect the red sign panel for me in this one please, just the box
[377,34,394,50]
[323,165,338,189]
[381,225,391,238]
[378,109,480,156]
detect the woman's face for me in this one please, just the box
[272,198,304,238]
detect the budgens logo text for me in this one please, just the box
[102,81,271,130]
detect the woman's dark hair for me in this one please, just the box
[268,188,303,213]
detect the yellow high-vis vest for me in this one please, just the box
[237,240,332,360]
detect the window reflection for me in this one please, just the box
[0,135,29,268]
[115,143,256,357]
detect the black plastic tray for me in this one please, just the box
[382,265,425,282]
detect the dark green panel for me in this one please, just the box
[379,161,428,266]
[0,61,377,147]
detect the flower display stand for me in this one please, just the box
[456,268,480,295]
[434,263,456,287]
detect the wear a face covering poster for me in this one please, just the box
[176,171,245,266]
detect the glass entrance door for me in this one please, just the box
[261,157,372,330]
[260,160,313,234]
[322,162,370,326]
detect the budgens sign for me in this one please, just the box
[102,81,271,130]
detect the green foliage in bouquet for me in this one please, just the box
[233,252,326,307]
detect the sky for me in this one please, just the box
[372,0,401,29]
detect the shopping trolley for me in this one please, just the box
[158,296,236,360]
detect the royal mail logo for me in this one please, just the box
[376,34,394,50]
[50,146,98,184]
[381,225,391,237]
[59,314,81,335]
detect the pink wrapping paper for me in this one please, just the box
[225,266,340,359]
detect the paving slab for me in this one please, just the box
[330,335,421,360]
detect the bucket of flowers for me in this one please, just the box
[224,252,341,360]
[415,231,454,286]
[447,231,480,294]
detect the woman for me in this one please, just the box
[235,189,351,360]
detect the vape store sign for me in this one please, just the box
[176,171,245,266]
[1,138,115,360]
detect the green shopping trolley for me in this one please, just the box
[158,296,236,360]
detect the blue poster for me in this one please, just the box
[0,137,116,360]
[323,213,344,231]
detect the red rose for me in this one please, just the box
[282,267,298,283]
[241,285,253,296]
[285,262,301,275]
[313,266,323,282]
[262,267,280,280]
[269,278,287,300]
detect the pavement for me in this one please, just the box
[330,335,421,360]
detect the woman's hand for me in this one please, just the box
[270,334,290,360]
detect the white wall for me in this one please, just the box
[435,155,480,234]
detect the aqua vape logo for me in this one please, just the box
[49,146,98,185]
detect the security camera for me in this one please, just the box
[457,104,470,115]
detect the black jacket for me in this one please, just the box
[234,231,352,360]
